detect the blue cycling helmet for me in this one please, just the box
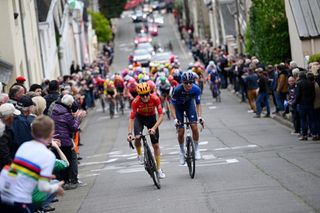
[181,71,195,82]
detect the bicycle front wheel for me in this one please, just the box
[186,136,196,178]
[144,143,161,189]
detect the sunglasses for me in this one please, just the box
[140,93,150,97]
[183,81,193,85]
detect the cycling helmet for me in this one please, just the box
[167,75,174,82]
[181,71,195,82]
[159,76,166,83]
[128,77,136,84]
[136,82,150,95]
[142,75,150,82]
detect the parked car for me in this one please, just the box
[133,49,152,67]
[134,33,152,46]
[136,42,155,55]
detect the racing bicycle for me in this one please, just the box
[129,132,161,189]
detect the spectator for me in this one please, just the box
[43,80,60,115]
[50,94,85,189]
[296,72,315,141]
[70,61,81,75]
[8,84,25,107]
[29,84,43,96]
[0,115,64,213]
[309,72,320,141]
[287,76,300,135]
[12,95,36,147]
[0,103,20,171]
[276,64,289,116]
[244,66,259,113]
[0,93,9,106]
[31,96,47,117]
[254,68,270,118]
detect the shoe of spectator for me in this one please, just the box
[291,132,300,135]
[272,111,279,115]
[263,114,270,118]
[77,156,83,160]
[69,182,78,189]
[62,183,71,190]
[78,143,83,146]
[77,180,88,187]
[299,136,308,141]
[312,136,319,141]
[51,198,59,203]
[247,110,254,113]
[253,114,261,118]
[43,205,55,212]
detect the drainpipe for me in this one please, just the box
[19,0,31,86]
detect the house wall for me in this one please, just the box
[0,0,42,90]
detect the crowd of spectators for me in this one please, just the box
[176,19,320,141]
[0,43,113,212]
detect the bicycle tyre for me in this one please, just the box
[101,97,105,113]
[186,136,196,178]
[144,142,161,189]
[109,101,114,119]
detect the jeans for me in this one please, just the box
[298,104,313,136]
[70,149,79,184]
[291,107,300,133]
[274,91,284,111]
[311,108,320,136]
[256,92,270,115]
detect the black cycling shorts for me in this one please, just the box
[134,113,159,144]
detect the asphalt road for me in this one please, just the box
[55,13,320,213]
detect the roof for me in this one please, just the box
[289,0,320,39]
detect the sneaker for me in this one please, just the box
[137,155,144,165]
[253,114,261,118]
[195,149,201,160]
[157,169,166,179]
[247,110,254,113]
[62,183,70,190]
[42,205,55,212]
[299,136,308,141]
[179,152,185,165]
[263,114,270,118]
[77,180,87,187]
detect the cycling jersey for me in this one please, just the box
[130,94,163,119]
[171,84,201,105]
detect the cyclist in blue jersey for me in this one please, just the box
[170,71,204,165]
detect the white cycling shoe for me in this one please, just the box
[137,155,144,165]
[195,149,201,160]
[179,152,186,165]
[157,168,166,179]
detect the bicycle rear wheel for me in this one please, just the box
[186,136,196,178]
[144,143,161,189]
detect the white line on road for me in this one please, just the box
[214,145,258,151]
[79,158,118,167]
[199,141,208,145]
[78,173,100,178]
[208,106,217,109]
[118,167,145,174]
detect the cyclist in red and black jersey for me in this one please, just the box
[126,83,165,179]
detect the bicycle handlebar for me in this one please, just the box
[127,132,158,150]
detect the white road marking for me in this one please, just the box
[214,145,258,151]
[108,151,122,155]
[78,173,100,178]
[199,141,208,145]
[205,102,213,106]
[169,151,179,155]
[202,154,217,160]
[79,158,118,167]
[197,158,239,167]
[208,106,217,109]
[118,167,145,174]
[91,165,123,172]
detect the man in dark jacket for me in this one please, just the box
[12,95,36,147]
[254,69,270,118]
[295,72,315,140]
[44,80,60,115]
[0,103,20,171]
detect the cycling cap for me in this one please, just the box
[136,82,150,95]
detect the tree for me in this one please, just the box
[245,0,291,65]
[89,11,113,42]
[99,0,127,19]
